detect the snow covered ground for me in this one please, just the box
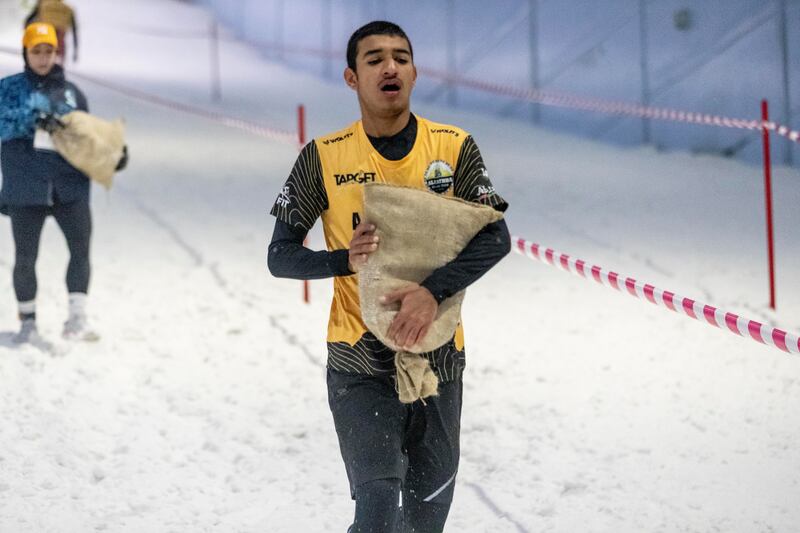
[1,1,799,532]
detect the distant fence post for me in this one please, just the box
[761,99,777,310]
[276,0,285,61]
[778,0,793,166]
[209,18,221,102]
[638,0,651,144]
[322,0,332,79]
[446,0,457,106]
[529,0,540,123]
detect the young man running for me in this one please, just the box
[268,21,510,532]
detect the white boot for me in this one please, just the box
[13,300,38,344]
[63,293,99,341]
[13,317,39,344]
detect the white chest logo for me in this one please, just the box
[64,89,77,109]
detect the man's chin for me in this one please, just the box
[376,101,410,117]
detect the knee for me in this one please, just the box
[355,477,401,501]
[69,248,90,265]
[403,485,454,533]
[67,238,91,260]
[403,502,451,533]
[14,248,37,269]
[352,478,402,532]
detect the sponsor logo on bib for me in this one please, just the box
[423,160,454,194]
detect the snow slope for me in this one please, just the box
[1,1,799,532]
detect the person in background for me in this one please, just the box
[25,0,78,64]
[0,23,96,343]
[268,20,510,533]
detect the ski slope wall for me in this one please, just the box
[0,0,25,33]
[196,0,799,168]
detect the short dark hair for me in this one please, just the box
[346,20,413,71]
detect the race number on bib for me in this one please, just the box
[34,128,56,151]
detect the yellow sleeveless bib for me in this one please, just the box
[315,117,467,350]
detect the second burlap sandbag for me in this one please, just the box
[51,110,125,189]
[359,183,503,403]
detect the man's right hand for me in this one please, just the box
[348,222,379,273]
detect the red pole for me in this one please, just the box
[298,104,310,304]
[297,104,306,148]
[761,99,776,310]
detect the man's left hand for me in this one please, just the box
[35,113,64,134]
[381,284,438,350]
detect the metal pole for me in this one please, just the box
[529,0,540,123]
[446,0,457,106]
[209,19,221,102]
[276,0,285,60]
[322,0,332,79]
[778,0,793,165]
[638,0,652,144]
[238,1,247,39]
[761,99,777,310]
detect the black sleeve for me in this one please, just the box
[70,83,88,112]
[453,135,508,212]
[269,141,328,231]
[420,136,511,303]
[420,219,511,304]
[267,219,352,280]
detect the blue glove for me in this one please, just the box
[27,92,52,114]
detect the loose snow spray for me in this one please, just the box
[512,236,800,355]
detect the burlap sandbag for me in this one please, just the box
[359,183,503,403]
[51,111,125,189]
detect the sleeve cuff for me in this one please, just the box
[328,249,354,277]
[420,279,449,304]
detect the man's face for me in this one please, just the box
[345,34,416,119]
[26,43,57,76]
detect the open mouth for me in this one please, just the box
[381,83,401,93]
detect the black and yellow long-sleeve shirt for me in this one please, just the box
[269,114,508,381]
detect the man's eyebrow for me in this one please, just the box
[363,47,411,57]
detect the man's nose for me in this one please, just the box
[383,59,398,75]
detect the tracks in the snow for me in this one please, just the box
[118,185,238,301]
[465,482,531,533]
[118,185,526,528]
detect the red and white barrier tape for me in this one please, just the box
[68,71,300,147]
[512,236,800,355]
[3,43,797,145]
[764,121,800,144]
[420,68,800,145]
[0,46,298,145]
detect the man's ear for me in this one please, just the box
[411,65,417,87]
[344,67,358,90]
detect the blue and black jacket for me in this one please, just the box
[0,63,89,212]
